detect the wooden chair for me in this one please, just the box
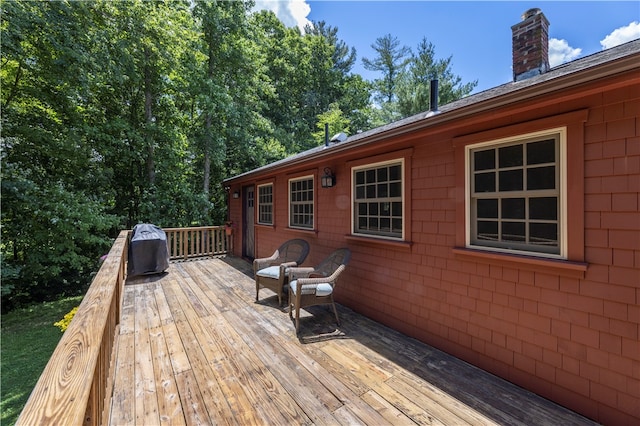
[253,239,310,306]
[288,248,351,332]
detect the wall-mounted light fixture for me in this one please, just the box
[321,167,335,188]
[232,191,240,199]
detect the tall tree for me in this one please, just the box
[305,20,356,75]
[192,0,264,222]
[362,34,411,105]
[86,0,201,227]
[397,37,477,117]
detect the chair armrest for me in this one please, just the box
[294,276,328,286]
[277,262,299,283]
[295,264,346,287]
[253,251,280,273]
[288,267,316,281]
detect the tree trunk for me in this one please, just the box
[203,114,211,195]
[144,47,155,185]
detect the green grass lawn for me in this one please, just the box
[1,296,83,426]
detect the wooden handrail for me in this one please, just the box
[16,230,129,426]
[16,226,231,425]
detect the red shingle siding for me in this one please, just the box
[227,74,640,424]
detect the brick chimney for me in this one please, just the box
[511,8,550,81]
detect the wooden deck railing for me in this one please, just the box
[164,225,230,260]
[16,230,128,426]
[16,226,230,425]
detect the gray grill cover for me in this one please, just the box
[127,224,169,277]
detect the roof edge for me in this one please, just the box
[224,44,640,185]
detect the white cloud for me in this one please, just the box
[252,0,312,32]
[548,38,582,67]
[600,21,640,49]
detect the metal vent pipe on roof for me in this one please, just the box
[325,123,329,147]
[430,79,439,112]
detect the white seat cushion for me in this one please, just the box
[290,280,333,296]
[257,266,281,279]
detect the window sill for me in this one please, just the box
[285,227,318,236]
[255,223,275,229]
[345,234,413,250]
[452,247,587,278]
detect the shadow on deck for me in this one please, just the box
[111,256,598,425]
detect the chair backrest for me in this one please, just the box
[313,248,351,278]
[276,239,310,265]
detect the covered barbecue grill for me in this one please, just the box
[127,223,169,277]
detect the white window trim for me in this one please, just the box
[256,183,273,225]
[464,127,568,259]
[351,158,405,241]
[288,175,314,230]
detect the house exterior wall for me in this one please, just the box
[226,72,639,424]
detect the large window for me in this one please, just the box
[467,130,565,257]
[257,184,273,225]
[289,176,314,229]
[353,160,403,239]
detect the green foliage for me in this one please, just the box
[1,296,84,425]
[362,34,412,105]
[397,37,478,117]
[1,170,118,310]
[0,0,473,310]
[313,102,351,144]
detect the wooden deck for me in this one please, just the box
[110,256,597,426]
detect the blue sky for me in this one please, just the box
[253,1,640,93]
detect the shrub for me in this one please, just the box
[53,306,78,332]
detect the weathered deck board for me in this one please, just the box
[109,257,599,426]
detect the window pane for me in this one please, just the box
[502,198,525,219]
[477,221,498,241]
[356,171,365,185]
[389,165,401,180]
[392,218,402,232]
[530,223,558,246]
[477,199,498,218]
[527,166,555,190]
[381,202,390,216]
[499,170,523,191]
[502,222,526,242]
[392,202,402,216]
[368,203,378,215]
[378,183,388,197]
[499,144,523,168]
[380,218,390,230]
[530,197,557,220]
[366,184,376,198]
[366,169,376,183]
[390,182,401,197]
[377,167,388,181]
[527,139,555,164]
[474,149,495,171]
[356,186,365,199]
[475,172,495,192]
